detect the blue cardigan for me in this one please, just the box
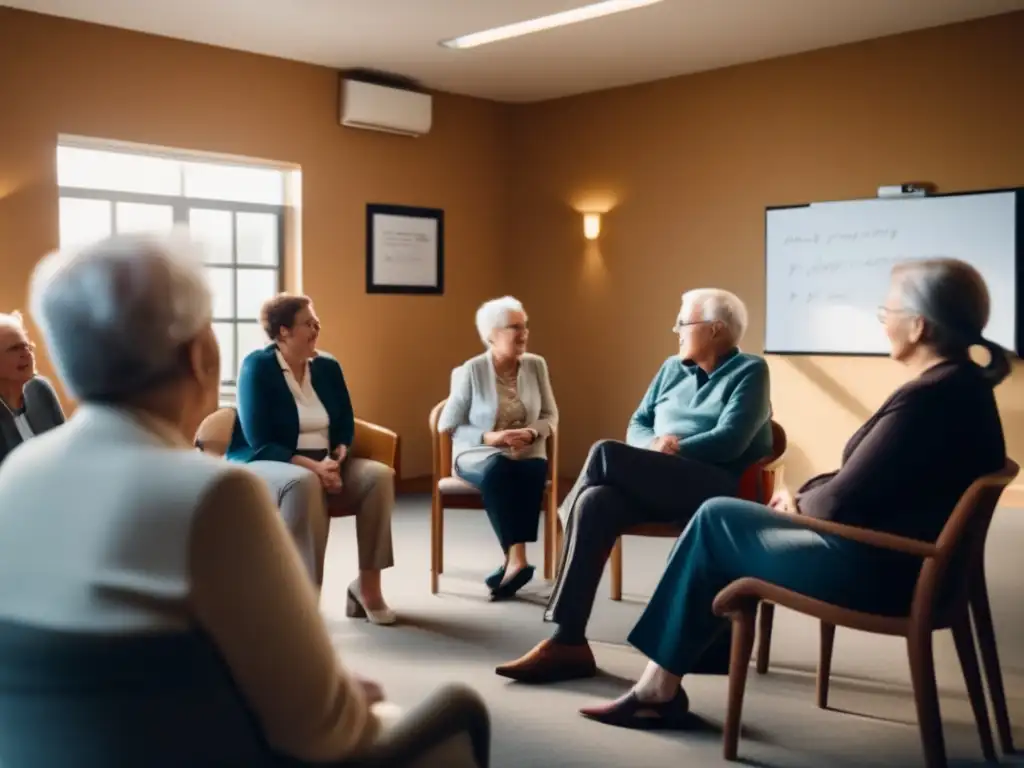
[226,344,355,464]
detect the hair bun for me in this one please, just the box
[976,338,1012,386]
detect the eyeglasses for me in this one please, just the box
[3,341,34,355]
[672,319,712,333]
[503,323,528,334]
[876,306,913,324]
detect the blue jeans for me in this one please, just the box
[628,498,921,676]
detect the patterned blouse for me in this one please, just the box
[494,369,527,431]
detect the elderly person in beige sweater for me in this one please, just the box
[0,230,489,768]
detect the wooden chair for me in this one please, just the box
[428,399,558,595]
[194,406,400,519]
[606,421,787,671]
[712,459,1019,766]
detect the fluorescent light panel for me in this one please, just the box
[440,0,664,50]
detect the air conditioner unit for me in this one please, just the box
[340,78,432,137]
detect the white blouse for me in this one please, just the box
[13,412,35,442]
[276,349,330,452]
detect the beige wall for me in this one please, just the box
[0,7,511,480]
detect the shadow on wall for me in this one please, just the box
[777,439,814,489]
[784,356,874,423]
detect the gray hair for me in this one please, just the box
[29,228,213,402]
[0,311,25,333]
[681,288,748,344]
[475,296,525,346]
[894,258,1010,386]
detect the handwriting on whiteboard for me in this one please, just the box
[783,229,898,246]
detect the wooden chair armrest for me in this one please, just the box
[786,512,937,559]
[351,418,399,470]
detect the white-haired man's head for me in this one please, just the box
[475,296,529,360]
[674,288,749,364]
[0,310,37,387]
[29,228,221,435]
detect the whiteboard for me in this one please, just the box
[764,191,1020,355]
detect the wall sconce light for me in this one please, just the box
[583,212,601,240]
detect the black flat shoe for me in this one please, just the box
[490,565,535,601]
[484,565,506,591]
[579,689,690,730]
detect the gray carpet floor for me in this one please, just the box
[319,496,1024,767]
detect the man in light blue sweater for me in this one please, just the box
[497,288,773,684]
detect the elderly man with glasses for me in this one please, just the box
[496,288,774,684]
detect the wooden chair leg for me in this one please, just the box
[755,602,775,674]
[723,609,757,761]
[971,571,1015,754]
[816,622,836,709]
[543,489,556,581]
[951,611,997,762]
[430,493,443,595]
[907,627,947,768]
[609,537,623,601]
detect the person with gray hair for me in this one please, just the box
[0,230,490,768]
[0,310,64,465]
[497,287,774,684]
[578,257,1008,731]
[437,295,558,600]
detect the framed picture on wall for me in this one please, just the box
[365,203,444,295]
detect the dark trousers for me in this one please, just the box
[628,497,921,676]
[458,454,548,552]
[545,440,739,635]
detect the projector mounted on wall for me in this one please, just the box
[339,70,432,138]
[877,182,936,199]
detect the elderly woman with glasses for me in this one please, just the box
[0,311,64,465]
[0,231,490,767]
[437,296,559,601]
[227,293,397,625]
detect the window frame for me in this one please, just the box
[57,186,285,399]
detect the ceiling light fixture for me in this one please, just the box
[440,0,665,50]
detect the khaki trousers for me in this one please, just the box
[247,458,395,587]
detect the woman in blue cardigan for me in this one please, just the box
[227,294,396,625]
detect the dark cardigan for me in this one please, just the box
[226,345,355,464]
[0,377,65,466]
[797,360,1006,542]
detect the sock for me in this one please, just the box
[552,624,586,646]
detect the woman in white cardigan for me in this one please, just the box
[437,296,558,600]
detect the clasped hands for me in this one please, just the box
[313,445,348,494]
[484,428,537,451]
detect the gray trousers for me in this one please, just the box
[545,439,738,633]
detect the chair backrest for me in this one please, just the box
[428,400,453,481]
[194,407,237,456]
[769,421,787,461]
[429,398,558,483]
[738,420,787,503]
[911,458,1019,625]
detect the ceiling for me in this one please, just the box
[4,0,1024,102]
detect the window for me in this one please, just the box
[56,142,290,402]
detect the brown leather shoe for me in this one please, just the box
[495,639,597,683]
